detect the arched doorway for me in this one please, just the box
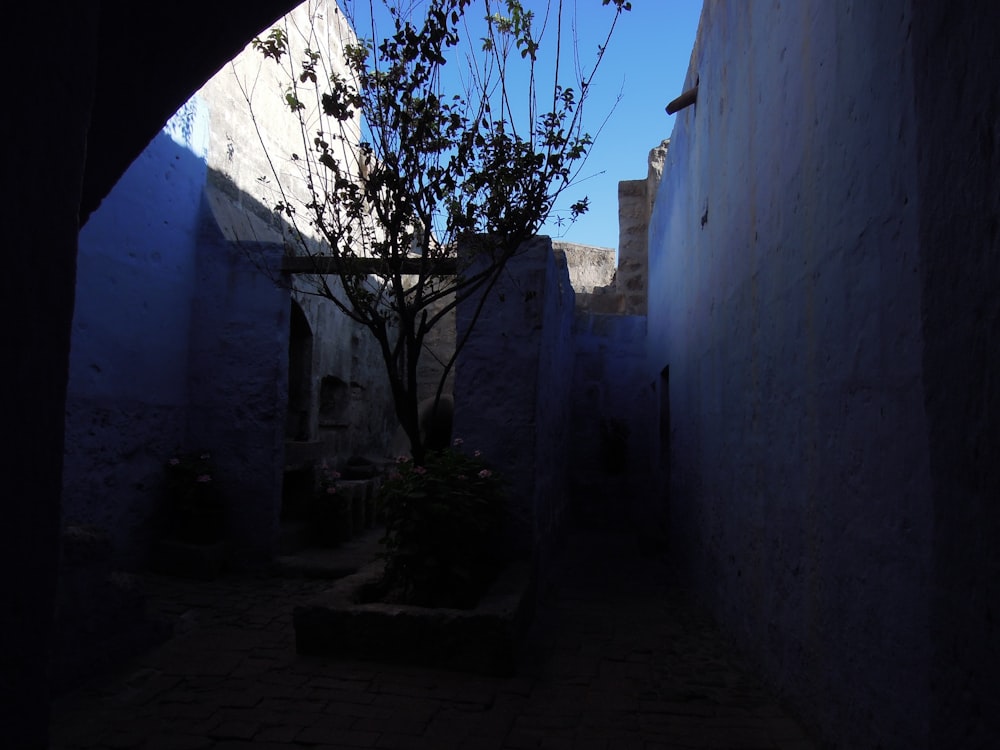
[287,299,314,441]
[283,299,318,526]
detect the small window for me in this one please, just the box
[319,376,350,428]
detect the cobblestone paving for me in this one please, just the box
[50,529,818,750]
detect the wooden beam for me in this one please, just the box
[666,84,699,115]
[281,255,458,275]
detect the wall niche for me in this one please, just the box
[319,376,350,431]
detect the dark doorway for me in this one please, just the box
[287,300,313,441]
[658,365,671,503]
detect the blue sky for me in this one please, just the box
[338,0,705,253]
[535,1,705,250]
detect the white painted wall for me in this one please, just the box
[647,2,931,746]
[63,0,397,564]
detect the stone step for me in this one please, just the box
[272,526,384,579]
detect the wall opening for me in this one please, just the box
[599,417,630,474]
[287,300,313,441]
[319,376,350,431]
[658,365,671,501]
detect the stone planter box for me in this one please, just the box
[293,559,535,676]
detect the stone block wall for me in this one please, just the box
[614,140,669,315]
[552,241,617,313]
[532,249,577,557]
[294,284,397,463]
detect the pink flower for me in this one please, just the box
[478,469,492,479]
[168,458,180,466]
[413,466,427,475]
[326,486,337,494]
[474,450,482,458]
[452,437,464,446]
[196,474,212,483]
[396,455,410,463]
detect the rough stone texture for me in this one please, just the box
[454,237,576,564]
[646,139,670,203]
[184,229,288,563]
[61,405,189,564]
[647,2,932,747]
[613,141,669,316]
[293,559,534,675]
[552,241,617,308]
[616,179,649,314]
[78,0,301,224]
[198,1,358,229]
[64,101,213,565]
[63,0,399,568]
[199,2,398,469]
[64,98,291,565]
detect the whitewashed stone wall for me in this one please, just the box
[199,0,399,467]
[454,237,576,563]
[647,2,931,746]
[63,0,399,564]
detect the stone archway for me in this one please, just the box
[3,3,302,745]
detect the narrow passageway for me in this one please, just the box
[50,526,817,749]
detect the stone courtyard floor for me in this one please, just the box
[50,527,818,750]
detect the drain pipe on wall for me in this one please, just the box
[666,82,699,115]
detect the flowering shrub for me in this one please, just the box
[163,451,225,543]
[376,441,507,608]
[310,461,352,547]
[319,461,341,495]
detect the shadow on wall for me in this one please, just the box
[63,127,309,572]
[63,131,213,566]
